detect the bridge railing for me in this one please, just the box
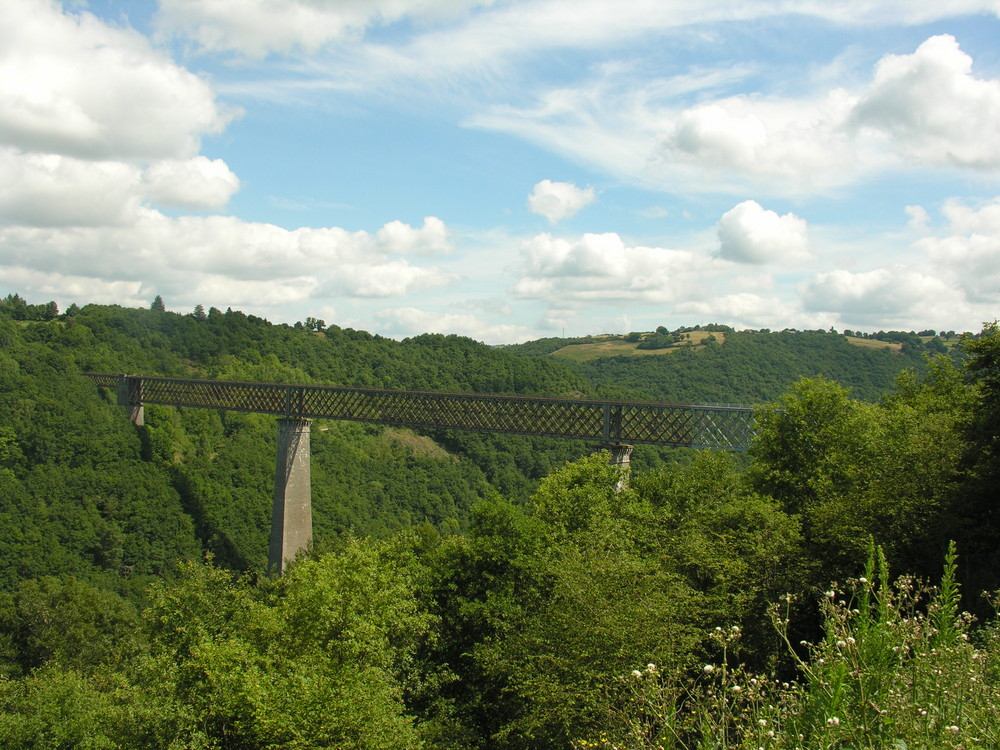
[87,374,757,451]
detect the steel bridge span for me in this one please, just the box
[89,374,757,572]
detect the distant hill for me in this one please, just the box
[506,326,957,403]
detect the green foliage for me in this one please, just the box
[0,324,201,594]
[133,540,431,749]
[636,452,806,658]
[944,322,1000,608]
[0,294,58,322]
[635,332,678,350]
[0,298,998,749]
[581,543,1000,750]
[0,665,127,750]
[572,329,930,403]
[0,576,141,677]
[529,452,621,540]
[426,454,804,748]
[750,376,965,586]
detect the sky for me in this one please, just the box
[2,0,1000,344]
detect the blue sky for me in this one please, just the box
[2,1,999,343]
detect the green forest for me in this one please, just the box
[0,298,998,749]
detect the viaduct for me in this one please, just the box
[89,374,757,574]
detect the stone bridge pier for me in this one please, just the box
[269,418,312,575]
[608,443,633,492]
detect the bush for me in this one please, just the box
[577,541,1000,749]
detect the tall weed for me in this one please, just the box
[577,541,1000,749]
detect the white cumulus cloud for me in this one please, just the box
[528,180,596,223]
[675,293,821,331]
[155,0,499,57]
[0,149,141,226]
[716,200,812,265]
[0,1,243,229]
[376,216,453,255]
[142,157,241,210]
[513,232,725,305]
[0,0,235,161]
[320,260,457,298]
[801,267,964,327]
[913,197,1000,305]
[0,212,460,308]
[0,150,241,225]
[849,35,1000,170]
[479,34,1000,200]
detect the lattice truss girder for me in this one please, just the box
[91,374,755,450]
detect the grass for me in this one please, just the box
[551,332,726,363]
[844,336,903,352]
[382,427,456,461]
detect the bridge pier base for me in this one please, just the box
[269,418,312,575]
[117,375,144,427]
[608,443,633,492]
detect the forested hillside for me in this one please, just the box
[0,301,600,581]
[508,327,948,403]
[0,298,998,749]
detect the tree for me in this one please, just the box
[150,295,166,312]
[963,322,1000,452]
[750,375,965,584]
[949,322,1000,600]
[447,456,703,748]
[927,336,947,353]
[0,576,141,676]
[136,543,430,749]
[0,294,27,320]
[192,304,206,321]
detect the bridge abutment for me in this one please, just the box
[269,418,313,575]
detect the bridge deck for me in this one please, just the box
[88,374,756,451]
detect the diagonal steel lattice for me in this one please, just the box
[88,374,758,450]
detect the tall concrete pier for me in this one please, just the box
[608,443,633,492]
[117,375,144,427]
[269,418,312,575]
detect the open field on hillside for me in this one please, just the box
[551,331,726,362]
[845,336,902,351]
[554,331,956,363]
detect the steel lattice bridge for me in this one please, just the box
[88,373,756,450]
[88,373,757,573]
